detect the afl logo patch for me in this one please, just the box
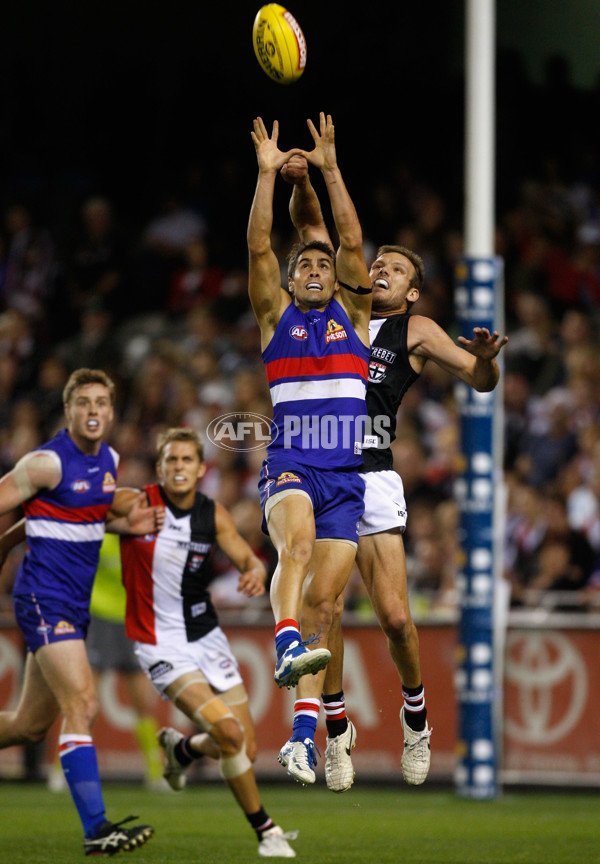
[290,325,308,341]
[71,479,91,493]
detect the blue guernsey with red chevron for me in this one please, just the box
[13,429,119,610]
[262,298,370,469]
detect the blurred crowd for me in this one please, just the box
[1,62,600,623]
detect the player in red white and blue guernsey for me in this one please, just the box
[248,114,372,783]
[118,427,297,858]
[0,368,162,856]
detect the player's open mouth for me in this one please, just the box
[306,282,322,291]
[87,420,99,430]
[374,278,390,290]
[173,475,186,482]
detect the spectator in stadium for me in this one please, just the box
[282,152,506,791]
[118,427,297,858]
[507,491,597,610]
[0,367,162,855]
[166,238,225,316]
[2,203,57,324]
[61,196,127,333]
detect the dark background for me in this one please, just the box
[1,1,599,267]
[0,3,479,262]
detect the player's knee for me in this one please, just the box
[85,694,100,727]
[382,608,414,644]
[64,692,99,731]
[213,716,244,757]
[331,594,344,626]
[22,718,53,744]
[219,740,252,780]
[303,588,336,631]
[280,537,313,570]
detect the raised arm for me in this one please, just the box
[299,113,372,342]
[215,503,267,599]
[409,316,508,391]
[282,155,332,246]
[247,117,298,349]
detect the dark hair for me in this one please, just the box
[156,427,204,463]
[62,368,116,406]
[287,241,336,282]
[375,245,425,293]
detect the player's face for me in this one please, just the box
[289,249,338,310]
[65,384,114,451]
[157,441,206,501]
[370,252,419,315]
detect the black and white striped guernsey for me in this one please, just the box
[363,313,420,473]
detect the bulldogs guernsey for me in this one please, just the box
[262,297,370,470]
[364,313,420,472]
[121,484,219,645]
[14,429,119,610]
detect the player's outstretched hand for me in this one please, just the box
[300,112,337,172]
[251,117,302,173]
[457,327,508,359]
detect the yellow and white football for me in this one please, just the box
[252,4,306,85]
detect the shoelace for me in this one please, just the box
[264,829,300,841]
[405,727,432,757]
[304,740,321,768]
[327,735,349,767]
[110,816,140,830]
[299,627,324,648]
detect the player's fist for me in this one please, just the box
[281,154,308,184]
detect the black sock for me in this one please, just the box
[247,808,274,839]
[322,690,348,738]
[174,736,201,766]
[402,684,427,732]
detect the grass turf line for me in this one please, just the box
[0,782,597,863]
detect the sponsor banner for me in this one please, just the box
[502,629,600,781]
[1,624,599,784]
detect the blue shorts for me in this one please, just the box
[258,459,365,544]
[13,594,90,654]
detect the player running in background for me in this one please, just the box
[46,532,164,793]
[87,532,164,786]
[247,114,372,783]
[0,368,162,855]
[119,427,297,858]
[281,156,507,790]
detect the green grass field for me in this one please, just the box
[1,782,598,863]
